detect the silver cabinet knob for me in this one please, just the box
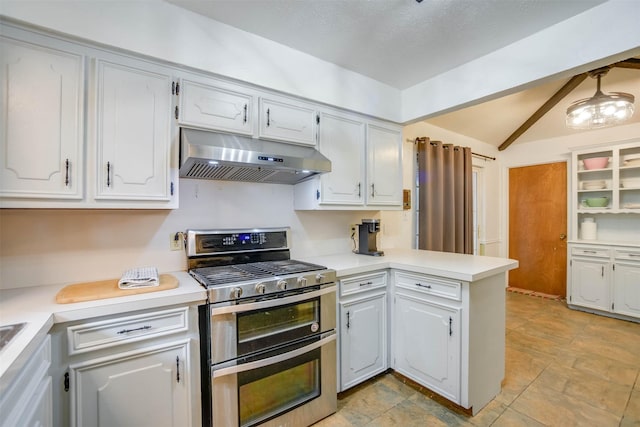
[277,280,287,291]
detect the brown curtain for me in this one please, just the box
[417,138,473,254]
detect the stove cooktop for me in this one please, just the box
[185,228,336,304]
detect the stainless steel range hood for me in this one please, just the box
[179,128,331,184]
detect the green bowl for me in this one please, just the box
[583,197,609,207]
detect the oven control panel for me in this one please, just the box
[187,228,290,256]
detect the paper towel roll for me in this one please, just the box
[581,221,597,240]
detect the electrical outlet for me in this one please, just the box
[350,224,357,234]
[170,232,183,251]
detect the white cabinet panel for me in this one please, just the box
[366,124,402,206]
[613,262,640,317]
[179,78,253,135]
[0,335,52,427]
[570,257,610,311]
[259,97,317,146]
[394,292,460,403]
[319,112,365,205]
[0,36,83,199]
[94,59,173,201]
[340,292,387,390]
[70,341,190,427]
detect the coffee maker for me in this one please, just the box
[355,219,384,256]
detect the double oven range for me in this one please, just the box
[187,228,337,427]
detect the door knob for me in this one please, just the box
[560,234,567,240]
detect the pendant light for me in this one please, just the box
[566,67,635,130]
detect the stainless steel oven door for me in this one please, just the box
[211,331,336,427]
[210,284,336,365]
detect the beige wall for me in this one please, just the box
[0,179,372,289]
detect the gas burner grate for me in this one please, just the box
[190,260,327,288]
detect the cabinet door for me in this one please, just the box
[340,293,387,390]
[570,258,610,311]
[94,58,173,202]
[259,97,317,146]
[613,262,640,318]
[178,78,253,135]
[0,36,83,200]
[318,112,365,205]
[366,124,402,206]
[394,293,460,403]
[70,342,189,427]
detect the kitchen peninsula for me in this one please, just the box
[0,249,516,424]
[302,248,518,415]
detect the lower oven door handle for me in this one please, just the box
[211,284,336,316]
[212,332,336,378]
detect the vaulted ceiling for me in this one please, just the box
[167,0,639,148]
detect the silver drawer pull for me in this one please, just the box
[359,281,373,286]
[117,325,152,334]
[416,283,432,289]
[582,250,597,254]
[629,253,640,258]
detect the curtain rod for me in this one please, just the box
[406,137,496,161]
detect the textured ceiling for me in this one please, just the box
[165,0,638,147]
[166,0,606,90]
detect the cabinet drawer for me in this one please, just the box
[394,271,461,301]
[613,248,640,262]
[340,271,387,297]
[571,247,611,258]
[67,307,188,355]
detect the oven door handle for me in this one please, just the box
[211,284,336,316]
[212,332,336,378]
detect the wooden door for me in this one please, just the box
[509,162,567,297]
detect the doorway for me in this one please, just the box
[508,162,567,297]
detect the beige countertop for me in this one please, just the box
[301,248,518,282]
[0,248,517,385]
[0,271,207,383]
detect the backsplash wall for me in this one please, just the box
[0,179,382,290]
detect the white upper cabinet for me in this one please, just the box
[366,124,402,206]
[294,112,402,210]
[178,77,253,135]
[0,34,84,201]
[93,57,174,203]
[259,96,317,146]
[319,112,366,205]
[0,23,178,209]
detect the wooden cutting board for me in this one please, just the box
[55,274,179,304]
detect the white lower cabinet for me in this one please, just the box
[393,288,461,403]
[69,341,189,427]
[338,271,388,391]
[0,335,52,427]
[51,305,200,427]
[569,256,611,312]
[340,293,387,390]
[568,244,640,320]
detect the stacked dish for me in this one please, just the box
[624,154,640,167]
[581,180,606,190]
[621,178,640,188]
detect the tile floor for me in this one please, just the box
[315,291,640,427]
